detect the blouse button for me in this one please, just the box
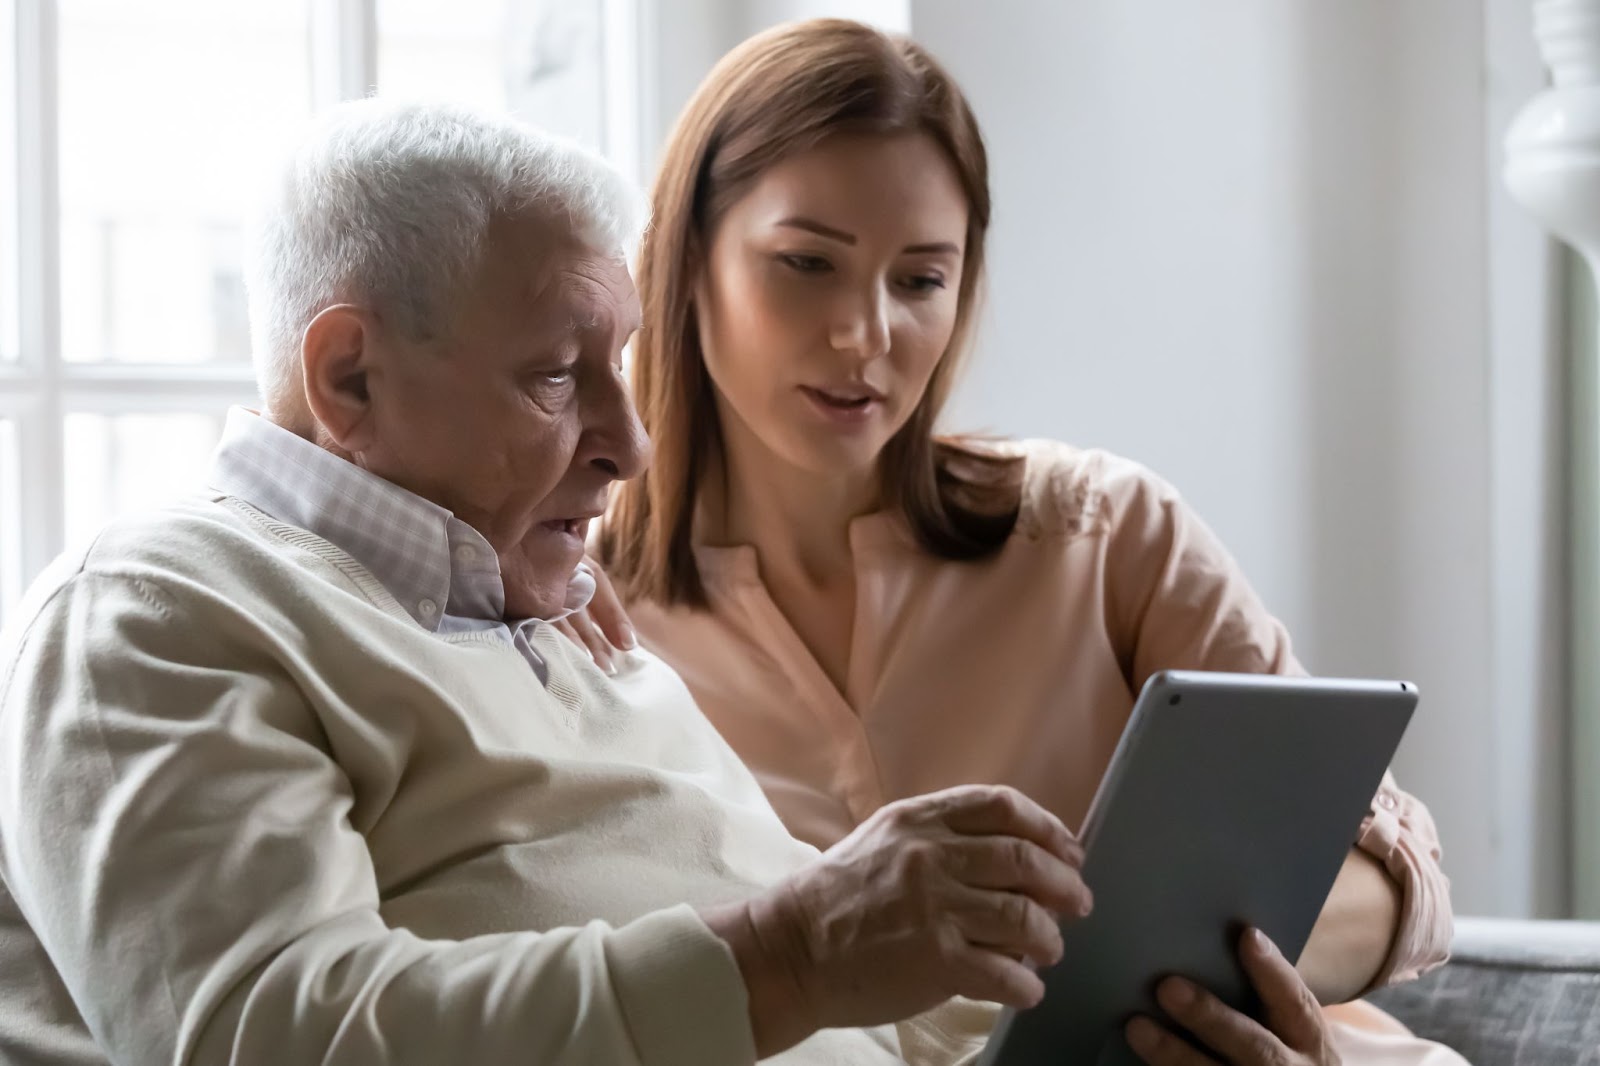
[418,598,439,619]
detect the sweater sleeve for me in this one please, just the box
[894,997,998,1066]
[0,568,756,1066]
[1097,456,1453,987]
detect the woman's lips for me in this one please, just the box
[799,385,884,426]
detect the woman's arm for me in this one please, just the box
[1100,455,1453,997]
[1298,848,1402,1003]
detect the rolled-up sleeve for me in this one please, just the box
[0,568,756,1066]
[1103,458,1453,986]
[1355,771,1453,984]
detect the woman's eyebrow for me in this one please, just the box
[775,216,961,257]
[776,216,855,244]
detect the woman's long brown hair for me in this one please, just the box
[601,18,1023,606]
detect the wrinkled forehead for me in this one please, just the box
[476,210,641,339]
[548,256,641,337]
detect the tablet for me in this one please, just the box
[978,670,1417,1066]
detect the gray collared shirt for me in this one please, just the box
[207,407,594,685]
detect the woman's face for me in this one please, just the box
[695,132,970,480]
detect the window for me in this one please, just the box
[0,420,18,613]
[0,0,17,363]
[0,0,643,626]
[377,0,610,149]
[58,0,312,365]
[62,411,227,546]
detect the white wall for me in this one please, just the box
[919,1,1315,635]
[639,0,910,176]
[638,0,737,176]
[738,0,908,38]
[913,0,1559,917]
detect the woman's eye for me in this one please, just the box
[902,274,947,294]
[778,252,832,274]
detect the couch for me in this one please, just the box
[1369,917,1600,1064]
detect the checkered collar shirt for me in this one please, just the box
[207,407,594,685]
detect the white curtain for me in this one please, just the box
[1566,252,1599,917]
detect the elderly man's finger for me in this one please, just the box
[1153,977,1286,1065]
[1124,1016,1223,1066]
[945,885,1064,966]
[948,940,1047,1010]
[942,835,1091,917]
[933,786,1083,868]
[1241,928,1325,1053]
[582,555,637,651]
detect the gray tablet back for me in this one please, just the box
[978,670,1416,1066]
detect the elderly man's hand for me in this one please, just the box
[704,785,1092,1057]
[1125,929,1342,1066]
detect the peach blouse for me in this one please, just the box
[623,440,1460,1059]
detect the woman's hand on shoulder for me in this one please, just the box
[1125,929,1342,1066]
[555,554,637,674]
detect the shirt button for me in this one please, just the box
[1377,792,1398,811]
[454,545,477,564]
[418,599,439,619]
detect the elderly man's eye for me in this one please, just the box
[522,366,578,400]
[531,366,576,386]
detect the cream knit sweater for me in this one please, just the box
[0,493,988,1065]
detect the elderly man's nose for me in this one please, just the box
[586,388,650,481]
[607,413,650,481]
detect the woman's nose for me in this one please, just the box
[828,283,891,361]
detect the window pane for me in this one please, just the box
[57,0,312,364]
[0,420,18,626]
[377,0,608,153]
[0,0,18,362]
[63,412,224,545]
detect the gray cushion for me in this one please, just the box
[1368,918,1600,1066]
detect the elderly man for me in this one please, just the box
[0,101,1092,1065]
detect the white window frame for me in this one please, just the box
[0,0,647,622]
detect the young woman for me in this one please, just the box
[582,19,1464,1065]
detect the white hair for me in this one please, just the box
[243,98,644,415]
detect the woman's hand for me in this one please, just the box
[1125,929,1341,1066]
[554,555,637,673]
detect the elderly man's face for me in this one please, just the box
[361,212,648,619]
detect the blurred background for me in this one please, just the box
[0,0,1581,922]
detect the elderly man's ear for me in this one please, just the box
[300,304,382,454]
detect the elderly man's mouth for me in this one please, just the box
[540,517,593,541]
